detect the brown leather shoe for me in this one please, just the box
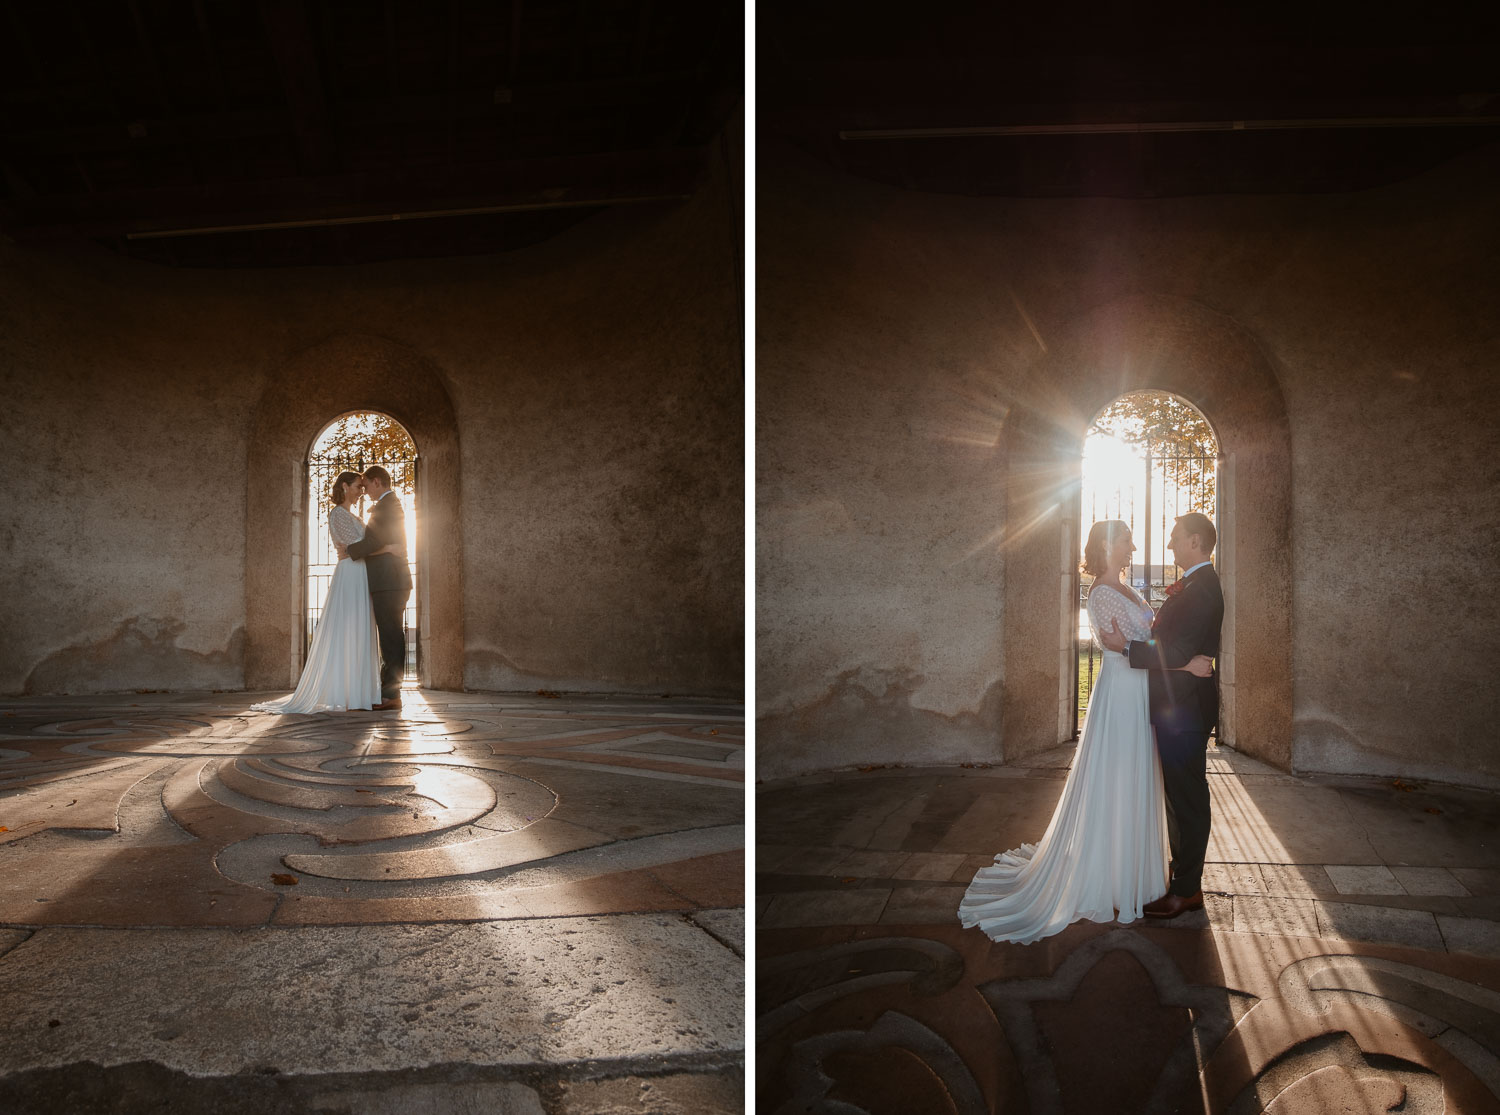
[371,699,403,711]
[1143,891,1204,919]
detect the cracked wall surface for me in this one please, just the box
[756,138,1500,783]
[0,133,742,700]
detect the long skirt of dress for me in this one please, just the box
[957,654,1169,944]
[250,558,381,714]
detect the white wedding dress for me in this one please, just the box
[251,505,381,714]
[958,584,1169,943]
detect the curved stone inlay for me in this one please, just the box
[285,817,605,881]
[1273,954,1500,1101]
[780,1011,988,1115]
[979,928,1256,1115]
[0,699,744,919]
[758,936,967,1040]
[1228,1031,1442,1115]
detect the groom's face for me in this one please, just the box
[1168,525,1196,568]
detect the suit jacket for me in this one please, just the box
[1126,564,1223,734]
[347,491,413,596]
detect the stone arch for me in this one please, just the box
[246,334,463,691]
[1001,294,1292,770]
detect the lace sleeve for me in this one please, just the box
[1087,585,1153,644]
[328,506,365,546]
[1086,586,1129,645]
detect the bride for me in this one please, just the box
[251,471,399,715]
[958,520,1213,944]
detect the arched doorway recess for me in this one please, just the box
[1000,295,1292,770]
[246,334,463,692]
[306,413,421,678]
[1075,392,1221,740]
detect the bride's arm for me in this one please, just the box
[328,507,364,557]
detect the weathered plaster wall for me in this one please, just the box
[757,139,1500,786]
[0,142,742,699]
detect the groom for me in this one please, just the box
[1100,511,1224,918]
[339,466,412,711]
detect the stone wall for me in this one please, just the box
[757,139,1500,787]
[0,138,742,699]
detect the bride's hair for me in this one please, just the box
[1081,519,1129,578]
[329,470,362,509]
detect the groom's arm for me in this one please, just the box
[345,517,385,560]
[1127,589,1219,671]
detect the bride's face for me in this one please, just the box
[1107,531,1135,572]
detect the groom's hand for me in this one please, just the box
[335,543,348,559]
[1100,619,1127,652]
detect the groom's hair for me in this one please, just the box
[362,465,392,487]
[1176,512,1216,555]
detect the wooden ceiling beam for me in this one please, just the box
[5,146,705,239]
[0,73,703,156]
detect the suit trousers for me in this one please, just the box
[371,588,409,698]
[1155,727,1212,896]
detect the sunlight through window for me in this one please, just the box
[305,413,420,679]
[1075,393,1219,738]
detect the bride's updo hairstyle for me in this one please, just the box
[329,470,362,509]
[1081,519,1129,578]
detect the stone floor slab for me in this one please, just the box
[1202,863,1268,895]
[689,908,745,957]
[890,851,967,881]
[1449,868,1500,896]
[760,889,889,928]
[0,929,30,959]
[553,1070,743,1114]
[0,915,743,1077]
[1257,862,1337,897]
[1316,901,1446,949]
[1437,915,1500,959]
[306,1081,546,1114]
[1325,864,1405,895]
[755,844,799,873]
[833,849,913,879]
[1233,895,1322,938]
[769,845,850,877]
[1392,866,1472,897]
[648,849,745,909]
[879,885,966,925]
[1206,778,1380,865]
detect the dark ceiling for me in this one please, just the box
[0,0,739,267]
[759,4,1500,198]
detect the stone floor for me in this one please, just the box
[0,688,745,1114]
[757,743,1500,1114]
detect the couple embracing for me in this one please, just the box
[959,512,1223,944]
[252,466,413,715]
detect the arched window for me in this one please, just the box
[1074,392,1221,738]
[305,413,420,678]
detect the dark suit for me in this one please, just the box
[346,491,413,698]
[1126,563,1223,897]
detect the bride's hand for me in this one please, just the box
[1181,655,1214,678]
[376,543,403,556]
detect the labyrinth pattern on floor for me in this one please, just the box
[758,919,1500,1114]
[0,693,744,928]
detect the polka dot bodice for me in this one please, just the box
[1086,584,1154,645]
